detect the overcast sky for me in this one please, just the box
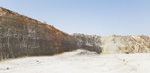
[0,0,150,36]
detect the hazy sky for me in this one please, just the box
[0,0,150,36]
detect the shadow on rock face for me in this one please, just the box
[75,49,99,56]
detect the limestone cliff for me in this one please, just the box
[0,7,77,60]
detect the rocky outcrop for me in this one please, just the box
[0,7,150,60]
[0,7,78,60]
[100,35,150,54]
[72,34,150,54]
[72,33,102,53]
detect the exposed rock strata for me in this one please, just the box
[0,7,77,60]
[72,33,102,53]
[72,34,150,54]
[0,7,150,60]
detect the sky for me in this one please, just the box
[0,0,150,36]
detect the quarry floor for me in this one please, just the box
[0,50,150,73]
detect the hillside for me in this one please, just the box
[0,7,78,60]
[0,7,150,60]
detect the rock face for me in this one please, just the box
[72,34,150,54]
[0,7,78,60]
[72,33,102,54]
[0,7,150,60]
[100,35,150,53]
